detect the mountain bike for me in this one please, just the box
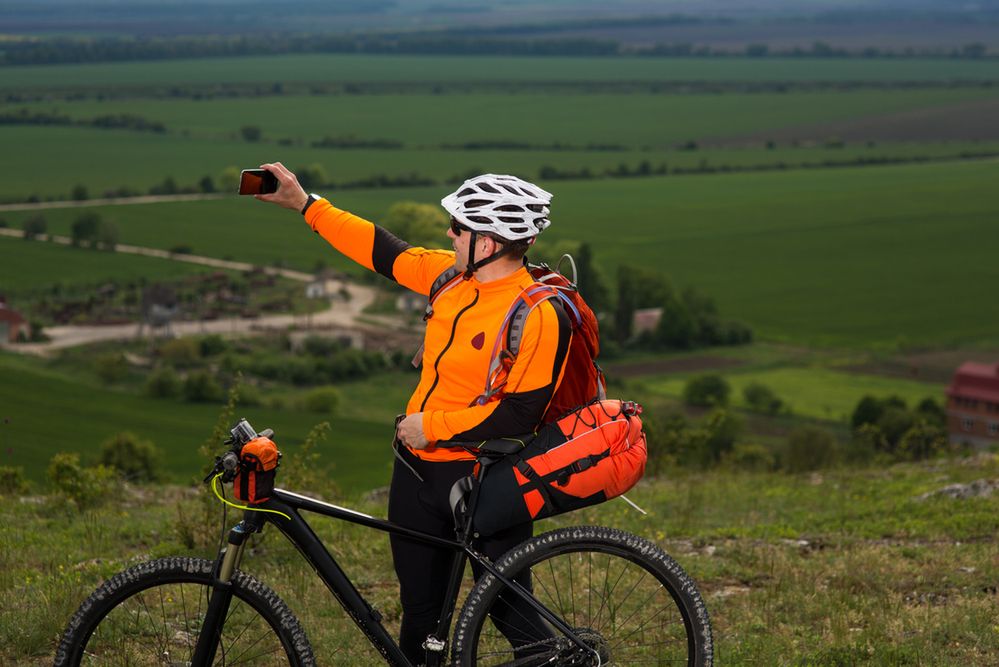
[55,418,714,666]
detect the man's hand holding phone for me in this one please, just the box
[247,162,310,213]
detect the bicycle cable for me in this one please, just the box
[211,473,292,521]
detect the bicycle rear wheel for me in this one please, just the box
[452,526,712,666]
[55,556,314,666]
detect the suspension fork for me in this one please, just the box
[190,515,260,665]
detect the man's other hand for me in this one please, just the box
[396,413,430,450]
[255,162,309,212]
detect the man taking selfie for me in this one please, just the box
[255,162,571,664]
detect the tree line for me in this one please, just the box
[1,33,993,67]
[0,109,166,133]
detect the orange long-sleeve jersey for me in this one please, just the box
[305,198,572,462]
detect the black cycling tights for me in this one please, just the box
[388,446,552,665]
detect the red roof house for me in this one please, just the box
[945,362,999,447]
[0,297,30,344]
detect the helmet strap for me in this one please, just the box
[462,231,516,280]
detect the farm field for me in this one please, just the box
[643,366,945,423]
[16,89,998,145]
[7,127,999,203]
[5,158,998,348]
[5,54,999,91]
[0,351,398,493]
[0,234,222,293]
[5,124,998,202]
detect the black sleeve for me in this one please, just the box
[372,225,412,281]
[453,301,572,440]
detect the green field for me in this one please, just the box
[18,89,995,144]
[5,158,998,347]
[645,366,945,423]
[0,234,220,293]
[0,352,400,493]
[6,123,997,201]
[4,55,999,91]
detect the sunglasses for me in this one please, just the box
[449,217,471,235]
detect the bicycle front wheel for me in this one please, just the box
[55,556,314,666]
[452,526,713,666]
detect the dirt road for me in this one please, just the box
[1,228,386,354]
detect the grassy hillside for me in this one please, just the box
[3,455,997,664]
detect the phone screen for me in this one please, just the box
[238,169,278,195]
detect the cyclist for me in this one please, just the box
[257,163,571,664]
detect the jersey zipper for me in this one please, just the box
[420,289,479,411]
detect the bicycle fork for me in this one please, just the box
[190,519,255,665]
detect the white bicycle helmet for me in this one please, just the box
[441,174,552,241]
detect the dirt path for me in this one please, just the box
[1,228,387,354]
[0,193,226,212]
[0,227,318,281]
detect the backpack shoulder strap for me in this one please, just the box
[423,266,462,322]
[477,283,560,404]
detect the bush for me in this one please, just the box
[897,422,948,461]
[877,407,917,453]
[843,423,884,465]
[701,409,742,465]
[0,466,30,495]
[146,366,180,398]
[724,442,776,472]
[683,374,730,407]
[71,212,101,247]
[782,426,837,473]
[22,214,47,240]
[99,432,163,483]
[94,352,128,384]
[159,337,201,367]
[743,382,784,416]
[183,371,223,403]
[236,382,263,407]
[199,334,228,357]
[851,394,907,430]
[302,387,341,414]
[47,452,118,508]
[915,397,946,428]
[302,336,342,357]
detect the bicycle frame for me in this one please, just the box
[195,483,592,666]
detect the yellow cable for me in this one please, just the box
[212,474,292,521]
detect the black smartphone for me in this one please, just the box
[238,168,279,195]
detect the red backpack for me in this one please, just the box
[422,257,606,423]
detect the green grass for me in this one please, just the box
[0,352,397,493]
[3,457,997,664]
[5,158,998,347]
[5,122,998,201]
[4,55,999,91]
[644,366,945,423]
[0,234,217,293]
[17,88,996,145]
